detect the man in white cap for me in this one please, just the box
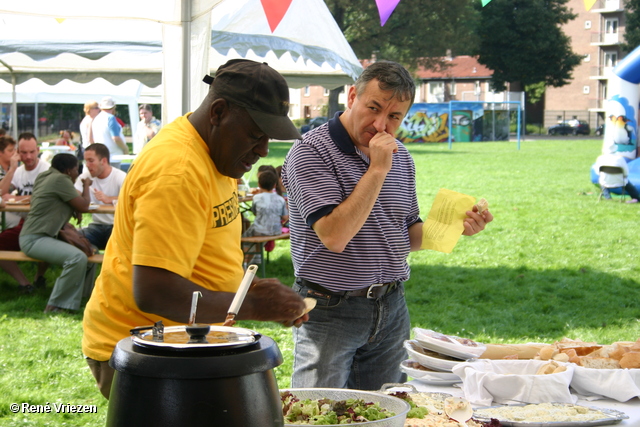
[91,96,129,157]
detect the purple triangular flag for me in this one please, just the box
[376,0,402,26]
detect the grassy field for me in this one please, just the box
[0,138,639,426]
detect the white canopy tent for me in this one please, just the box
[0,0,362,138]
[0,78,160,137]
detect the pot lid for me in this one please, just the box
[130,321,259,350]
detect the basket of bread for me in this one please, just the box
[531,338,640,402]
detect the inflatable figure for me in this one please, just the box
[602,46,640,159]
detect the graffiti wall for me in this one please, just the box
[396,102,507,143]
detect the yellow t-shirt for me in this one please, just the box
[82,114,244,361]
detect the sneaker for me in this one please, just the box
[626,199,639,204]
[44,305,74,314]
[33,276,46,289]
[18,284,35,294]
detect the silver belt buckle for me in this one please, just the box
[367,283,385,299]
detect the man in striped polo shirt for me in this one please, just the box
[282,61,493,390]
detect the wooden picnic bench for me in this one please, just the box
[241,232,290,277]
[0,251,104,264]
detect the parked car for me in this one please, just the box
[594,124,604,136]
[300,116,328,134]
[548,120,590,135]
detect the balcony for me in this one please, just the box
[590,65,617,79]
[591,29,624,45]
[590,0,624,12]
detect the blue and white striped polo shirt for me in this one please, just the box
[282,112,421,291]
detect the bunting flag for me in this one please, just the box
[375,0,402,26]
[584,0,598,11]
[260,0,293,33]
[481,0,492,5]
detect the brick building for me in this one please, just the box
[544,0,628,129]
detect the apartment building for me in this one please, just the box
[544,0,628,129]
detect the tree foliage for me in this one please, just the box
[475,0,583,91]
[324,0,479,72]
[622,0,640,53]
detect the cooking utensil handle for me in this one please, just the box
[227,265,258,316]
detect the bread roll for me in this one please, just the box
[553,365,568,374]
[620,352,640,369]
[552,352,570,363]
[538,346,557,360]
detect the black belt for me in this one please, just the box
[297,278,399,299]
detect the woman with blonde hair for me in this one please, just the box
[79,100,100,148]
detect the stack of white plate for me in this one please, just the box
[400,328,486,386]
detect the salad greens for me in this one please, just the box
[388,392,428,419]
[281,392,396,425]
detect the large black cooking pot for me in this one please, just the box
[106,323,284,427]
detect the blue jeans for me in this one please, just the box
[291,280,410,390]
[80,223,113,250]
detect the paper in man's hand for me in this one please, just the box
[420,188,475,253]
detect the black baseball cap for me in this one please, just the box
[205,59,302,140]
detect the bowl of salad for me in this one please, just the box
[281,388,410,426]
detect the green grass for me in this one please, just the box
[1,139,639,426]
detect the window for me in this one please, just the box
[604,51,618,68]
[428,82,444,103]
[304,86,310,96]
[604,18,619,43]
[585,20,591,30]
[584,54,590,62]
[583,85,590,94]
[474,81,481,95]
[323,87,330,96]
[450,82,456,96]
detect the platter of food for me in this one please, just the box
[472,403,628,427]
[399,360,461,385]
[413,328,486,359]
[404,340,464,372]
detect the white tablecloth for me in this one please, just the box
[407,380,640,426]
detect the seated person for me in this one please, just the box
[595,153,639,203]
[242,170,288,264]
[0,133,49,293]
[19,153,95,313]
[74,143,127,249]
[250,164,277,194]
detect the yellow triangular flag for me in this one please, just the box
[584,0,597,11]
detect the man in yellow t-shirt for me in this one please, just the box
[82,59,308,399]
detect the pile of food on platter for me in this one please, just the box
[387,391,499,427]
[473,402,628,425]
[280,391,397,425]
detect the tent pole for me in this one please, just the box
[181,0,191,115]
[0,59,18,140]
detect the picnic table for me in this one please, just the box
[0,202,115,230]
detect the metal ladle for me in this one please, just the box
[444,397,473,427]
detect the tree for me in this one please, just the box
[622,0,640,53]
[475,0,582,92]
[323,0,479,115]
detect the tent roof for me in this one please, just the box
[0,0,361,89]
